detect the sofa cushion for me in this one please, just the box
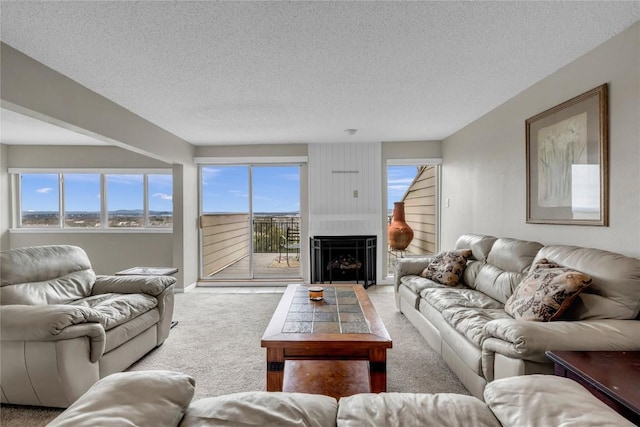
[441,307,513,347]
[337,392,500,427]
[70,293,158,330]
[421,288,504,312]
[47,370,195,427]
[470,238,543,304]
[104,309,159,353]
[0,269,97,306]
[454,234,497,262]
[486,238,543,275]
[484,375,636,427]
[504,259,592,321]
[400,275,455,296]
[1,245,92,286]
[534,245,640,320]
[421,250,472,286]
[1,245,96,305]
[181,392,338,427]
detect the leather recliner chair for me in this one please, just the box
[0,245,176,408]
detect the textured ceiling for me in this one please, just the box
[1,1,639,146]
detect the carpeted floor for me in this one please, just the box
[0,285,467,426]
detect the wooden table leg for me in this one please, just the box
[266,348,285,391]
[369,348,387,393]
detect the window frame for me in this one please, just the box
[9,168,173,231]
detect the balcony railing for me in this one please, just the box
[201,214,300,276]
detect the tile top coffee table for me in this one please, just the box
[261,284,392,397]
[546,350,640,424]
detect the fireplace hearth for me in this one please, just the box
[310,235,376,288]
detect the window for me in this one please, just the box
[64,173,101,228]
[107,174,144,228]
[15,171,172,230]
[20,173,60,227]
[148,174,174,228]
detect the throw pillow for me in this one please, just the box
[504,259,592,321]
[420,249,472,286]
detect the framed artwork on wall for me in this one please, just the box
[526,83,608,226]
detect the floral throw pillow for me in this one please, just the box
[504,259,592,321]
[420,249,472,286]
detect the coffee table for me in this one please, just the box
[261,284,392,397]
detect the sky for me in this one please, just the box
[21,173,173,213]
[202,165,300,213]
[21,165,419,214]
[387,165,419,210]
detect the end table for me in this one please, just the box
[546,350,640,424]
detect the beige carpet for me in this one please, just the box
[0,286,467,426]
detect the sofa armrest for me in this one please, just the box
[1,305,106,362]
[483,318,640,362]
[48,371,195,427]
[484,375,636,427]
[93,275,176,297]
[393,257,433,290]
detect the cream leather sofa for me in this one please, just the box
[0,245,176,407]
[394,234,640,399]
[47,370,636,426]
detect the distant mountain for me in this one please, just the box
[23,210,172,216]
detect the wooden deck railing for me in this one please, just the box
[202,214,300,276]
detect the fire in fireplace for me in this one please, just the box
[310,235,376,288]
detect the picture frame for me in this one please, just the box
[526,84,608,226]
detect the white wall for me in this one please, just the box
[441,22,640,258]
[308,142,382,237]
[9,232,172,275]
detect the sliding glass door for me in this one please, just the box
[199,164,301,281]
[386,163,440,277]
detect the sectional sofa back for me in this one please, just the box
[0,245,96,305]
[456,235,543,304]
[533,246,640,320]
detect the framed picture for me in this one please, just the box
[526,84,608,226]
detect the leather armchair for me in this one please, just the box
[0,245,176,408]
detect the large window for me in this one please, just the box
[20,173,60,227]
[15,171,172,229]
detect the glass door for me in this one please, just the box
[386,163,440,277]
[200,165,251,279]
[200,164,301,280]
[252,165,301,279]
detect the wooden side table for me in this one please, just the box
[546,350,640,425]
[115,266,179,328]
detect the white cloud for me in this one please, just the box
[229,190,248,198]
[36,187,53,194]
[152,192,172,201]
[201,167,222,186]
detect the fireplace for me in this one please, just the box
[310,235,376,288]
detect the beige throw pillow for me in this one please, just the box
[504,259,592,321]
[420,249,472,286]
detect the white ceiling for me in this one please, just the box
[1,1,639,146]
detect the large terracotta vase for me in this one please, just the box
[388,202,414,250]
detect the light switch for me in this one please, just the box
[353,190,358,198]
[446,198,450,207]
